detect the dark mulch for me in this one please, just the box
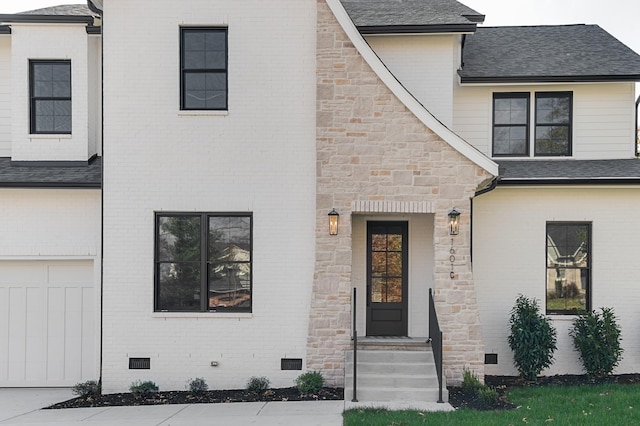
[46,387,344,409]
[448,373,640,411]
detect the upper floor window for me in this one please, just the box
[492,91,573,157]
[180,28,228,110]
[546,222,590,314]
[535,92,572,156]
[30,60,71,134]
[155,212,252,312]
[492,93,529,156]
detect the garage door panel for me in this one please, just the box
[0,261,96,387]
[47,286,65,383]
[8,287,27,382]
[81,287,95,379]
[0,288,7,382]
[25,287,46,382]
[64,287,83,382]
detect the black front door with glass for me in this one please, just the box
[366,221,408,336]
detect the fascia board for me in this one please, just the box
[325,0,498,176]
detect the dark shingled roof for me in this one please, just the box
[19,4,96,17]
[340,0,484,34]
[497,159,640,184]
[0,157,102,188]
[460,25,640,83]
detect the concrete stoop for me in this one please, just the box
[344,339,448,404]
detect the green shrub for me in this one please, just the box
[569,307,623,377]
[295,371,324,394]
[246,376,271,393]
[71,380,100,397]
[187,377,209,394]
[129,380,159,396]
[477,386,499,406]
[508,295,557,380]
[461,368,483,394]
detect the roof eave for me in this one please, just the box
[0,14,94,25]
[498,177,640,186]
[0,182,101,189]
[459,74,640,84]
[359,23,477,35]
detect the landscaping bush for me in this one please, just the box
[508,295,557,380]
[295,371,324,394]
[129,380,159,396]
[72,380,100,397]
[187,377,209,394]
[569,307,623,377]
[461,368,483,394]
[477,386,499,406]
[246,376,271,393]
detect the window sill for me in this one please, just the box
[29,134,72,140]
[547,314,579,321]
[178,110,229,117]
[152,312,252,319]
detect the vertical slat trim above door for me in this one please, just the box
[353,201,435,214]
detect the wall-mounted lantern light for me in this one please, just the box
[448,208,460,236]
[328,209,339,235]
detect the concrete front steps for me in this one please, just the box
[344,338,448,403]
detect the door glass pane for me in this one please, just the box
[371,234,386,251]
[386,278,403,303]
[371,252,386,275]
[387,234,402,251]
[387,252,402,277]
[371,278,385,303]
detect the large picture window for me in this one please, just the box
[180,27,228,110]
[535,92,572,156]
[155,213,251,312]
[30,60,71,134]
[546,222,590,314]
[492,93,530,156]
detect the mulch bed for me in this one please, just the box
[47,374,640,410]
[46,387,344,409]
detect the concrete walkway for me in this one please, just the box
[0,389,344,425]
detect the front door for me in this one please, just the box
[366,221,408,336]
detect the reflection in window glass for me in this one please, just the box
[546,222,590,314]
[535,92,572,156]
[155,213,252,312]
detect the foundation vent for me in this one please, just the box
[281,358,303,370]
[129,357,151,369]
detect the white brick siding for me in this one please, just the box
[101,0,317,392]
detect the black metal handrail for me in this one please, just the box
[351,287,358,402]
[428,288,444,403]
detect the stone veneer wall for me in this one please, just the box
[307,0,494,386]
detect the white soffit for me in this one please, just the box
[325,0,499,176]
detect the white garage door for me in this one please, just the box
[0,261,96,387]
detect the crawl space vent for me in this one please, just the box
[129,357,151,369]
[281,358,303,370]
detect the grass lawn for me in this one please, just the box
[343,383,640,425]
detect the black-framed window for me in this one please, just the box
[535,92,572,156]
[546,222,590,314]
[155,213,252,312]
[30,60,71,134]
[180,28,228,110]
[492,93,529,156]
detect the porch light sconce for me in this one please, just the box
[448,208,461,236]
[328,209,339,235]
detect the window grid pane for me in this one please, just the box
[535,93,572,156]
[181,28,228,110]
[30,61,71,134]
[492,93,529,156]
[155,213,252,313]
